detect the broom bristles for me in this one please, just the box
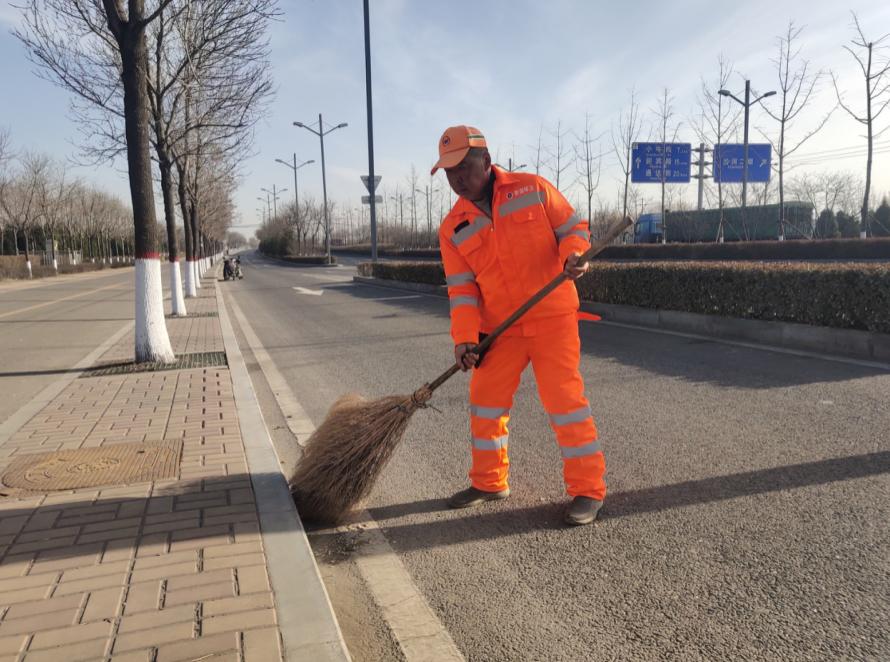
[289,389,429,523]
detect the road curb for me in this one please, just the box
[352,275,890,365]
[216,284,352,662]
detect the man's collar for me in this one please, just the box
[492,165,520,186]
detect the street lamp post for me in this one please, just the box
[275,155,314,227]
[257,196,270,220]
[718,81,775,209]
[293,114,348,264]
[261,185,287,219]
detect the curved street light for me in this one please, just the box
[293,115,348,263]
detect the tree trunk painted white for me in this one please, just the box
[135,258,175,363]
[169,260,187,317]
[184,259,198,298]
[860,230,867,239]
[194,260,202,289]
[26,260,32,279]
[52,258,58,271]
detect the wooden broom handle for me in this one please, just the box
[425,217,632,393]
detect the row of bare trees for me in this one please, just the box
[307,12,887,249]
[14,0,276,361]
[0,145,135,273]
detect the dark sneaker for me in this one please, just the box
[447,486,510,509]
[564,496,603,526]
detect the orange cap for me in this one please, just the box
[430,125,487,175]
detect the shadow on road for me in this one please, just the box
[323,450,890,553]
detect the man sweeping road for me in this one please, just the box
[433,125,606,526]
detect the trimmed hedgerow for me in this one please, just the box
[358,260,890,333]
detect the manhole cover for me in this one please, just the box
[1,440,182,491]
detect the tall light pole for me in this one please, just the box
[293,115,348,264]
[275,156,314,225]
[261,185,287,219]
[719,81,775,209]
[362,0,378,261]
[257,195,270,220]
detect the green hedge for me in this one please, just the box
[358,260,444,285]
[359,260,890,333]
[600,237,890,261]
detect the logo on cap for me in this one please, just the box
[442,135,451,146]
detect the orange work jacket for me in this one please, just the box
[438,166,591,346]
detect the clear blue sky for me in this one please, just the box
[2,0,889,236]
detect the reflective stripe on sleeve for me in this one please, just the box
[470,405,509,419]
[498,190,545,216]
[450,295,479,310]
[560,439,601,459]
[472,435,508,451]
[567,229,590,241]
[549,406,592,426]
[446,271,476,286]
[554,214,582,238]
[452,216,491,247]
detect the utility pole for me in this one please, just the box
[719,81,776,209]
[293,115,348,264]
[362,0,378,261]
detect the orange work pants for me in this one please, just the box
[467,314,606,500]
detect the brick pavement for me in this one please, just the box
[0,274,286,661]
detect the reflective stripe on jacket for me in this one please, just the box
[438,166,590,345]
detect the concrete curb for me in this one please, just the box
[216,284,352,661]
[352,275,890,364]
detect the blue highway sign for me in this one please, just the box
[631,142,691,183]
[713,143,772,183]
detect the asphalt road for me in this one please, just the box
[226,250,890,661]
[0,268,136,423]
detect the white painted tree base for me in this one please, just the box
[135,258,175,363]
[52,258,58,271]
[26,260,32,279]
[169,260,187,316]
[184,259,198,298]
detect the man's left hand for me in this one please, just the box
[563,252,589,281]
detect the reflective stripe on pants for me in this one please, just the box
[467,314,605,499]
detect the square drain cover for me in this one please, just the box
[80,351,228,377]
[1,440,182,491]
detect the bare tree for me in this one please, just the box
[0,153,50,277]
[574,112,602,230]
[407,165,418,248]
[0,128,13,254]
[16,0,177,362]
[832,11,890,238]
[612,87,642,229]
[759,21,834,240]
[651,87,681,243]
[694,55,742,241]
[530,123,547,176]
[546,120,573,192]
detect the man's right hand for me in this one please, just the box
[454,343,479,372]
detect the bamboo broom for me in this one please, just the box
[289,217,632,523]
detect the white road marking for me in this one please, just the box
[293,286,324,296]
[224,293,316,446]
[302,273,352,282]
